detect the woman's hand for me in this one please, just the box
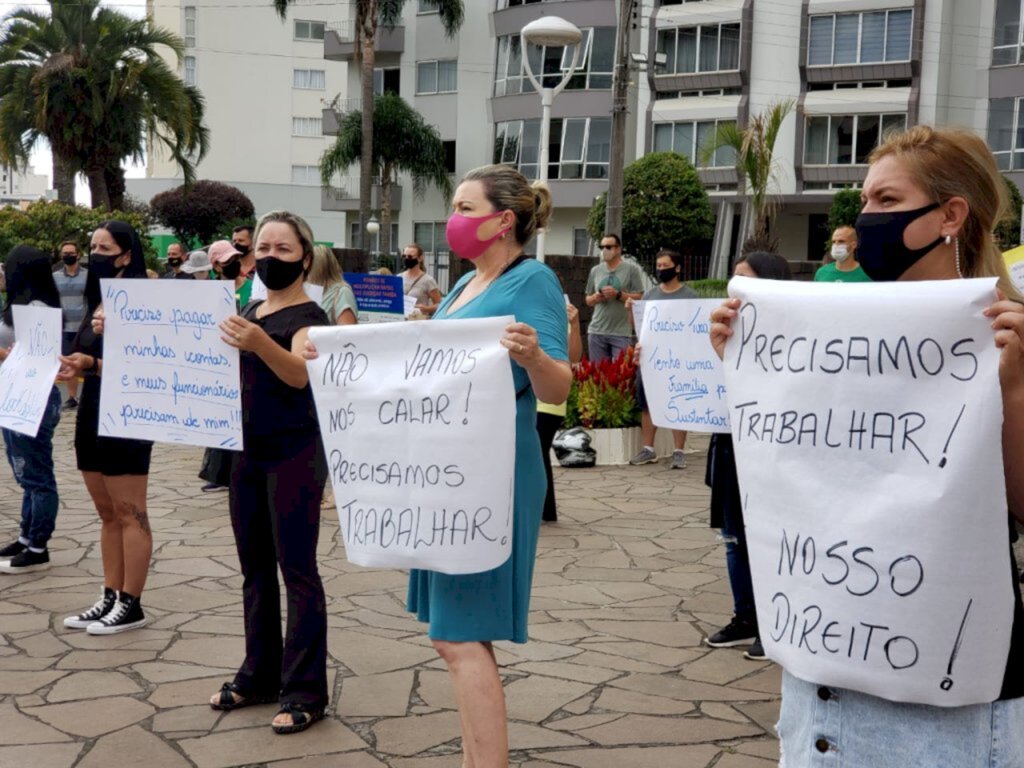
[302,339,320,361]
[91,305,105,336]
[502,321,543,369]
[709,298,741,361]
[985,290,1024,393]
[220,315,267,353]
[624,296,635,311]
[57,353,92,382]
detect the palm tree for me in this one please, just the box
[320,92,453,256]
[701,99,794,251]
[0,0,208,208]
[273,0,463,247]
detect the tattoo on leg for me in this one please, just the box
[129,504,152,536]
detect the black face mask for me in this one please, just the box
[89,252,124,280]
[62,255,78,266]
[233,242,250,256]
[656,267,678,284]
[855,203,944,282]
[167,259,182,269]
[221,260,242,280]
[256,256,305,291]
[404,257,420,270]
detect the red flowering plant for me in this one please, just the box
[563,347,642,429]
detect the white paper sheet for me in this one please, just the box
[0,305,62,437]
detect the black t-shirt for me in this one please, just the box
[240,300,329,461]
[73,310,103,409]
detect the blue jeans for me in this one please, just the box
[3,387,61,549]
[778,670,1024,767]
[587,333,631,363]
[722,487,756,624]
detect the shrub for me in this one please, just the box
[564,347,641,429]
[150,180,255,247]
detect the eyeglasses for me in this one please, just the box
[600,244,618,250]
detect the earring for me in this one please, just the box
[953,236,963,279]
[945,235,952,245]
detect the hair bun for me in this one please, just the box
[531,182,553,231]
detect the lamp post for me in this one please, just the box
[366,216,380,265]
[521,16,583,264]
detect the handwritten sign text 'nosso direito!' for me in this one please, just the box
[723,276,1013,707]
[98,279,243,450]
[0,304,62,437]
[307,317,516,574]
[637,299,730,433]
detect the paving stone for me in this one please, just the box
[504,675,595,722]
[147,675,234,709]
[546,712,624,731]
[0,743,82,767]
[507,721,587,749]
[0,670,67,694]
[609,673,778,703]
[151,557,236,578]
[77,725,192,768]
[701,702,753,724]
[47,671,143,702]
[10,631,70,658]
[714,751,778,767]
[328,628,436,675]
[337,670,414,717]
[593,687,696,716]
[415,669,457,710]
[131,661,235,684]
[56,650,157,669]
[161,636,245,668]
[151,705,220,734]
[576,713,762,746]
[0,700,72,744]
[372,711,462,756]
[269,754,387,768]
[24,696,156,738]
[177,719,367,768]
[0,612,51,633]
[531,744,720,768]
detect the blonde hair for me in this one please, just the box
[307,243,344,287]
[461,164,553,246]
[254,210,316,274]
[869,126,1020,299]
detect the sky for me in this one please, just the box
[0,0,149,205]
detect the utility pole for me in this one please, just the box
[605,0,636,240]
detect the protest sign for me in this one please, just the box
[345,272,405,323]
[0,305,62,437]
[307,317,516,574]
[98,279,243,450]
[403,295,418,317]
[249,274,323,304]
[723,276,1012,707]
[637,299,729,433]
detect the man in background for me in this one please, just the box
[52,240,88,409]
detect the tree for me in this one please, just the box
[273,0,463,246]
[0,0,208,208]
[996,175,1023,250]
[701,99,795,252]
[320,92,453,256]
[828,187,862,231]
[587,152,714,271]
[150,180,255,247]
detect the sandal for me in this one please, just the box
[271,702,325,735]
[209,682,276,711]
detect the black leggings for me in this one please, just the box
[536,411,563,522]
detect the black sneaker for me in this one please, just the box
[0,549,49,573]
[63,588,118,629]
[201,483,227,492]
[703,617,758,648]
[63,397,78,411]
[0,540,27,560]
[87,592,147,635]
[744,637,767,660]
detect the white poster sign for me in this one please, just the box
[0,305,62,437]
[249,274,324,304]
[307,317,516,574]
[98,279,243,450]
[637,299,730,433]
[723,276,1012,707]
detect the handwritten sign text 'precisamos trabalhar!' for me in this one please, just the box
[723,276,1013,707]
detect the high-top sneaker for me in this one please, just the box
[63,588,118,629]
[87,592,147,635]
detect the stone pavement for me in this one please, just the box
[0,420,780,768]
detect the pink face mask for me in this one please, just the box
[445,210,510,261]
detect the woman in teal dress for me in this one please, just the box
[408,164,570,765]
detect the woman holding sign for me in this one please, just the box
[209,211,331,736]
[0,246,63,573]
[711,126,1024,766]
[412,165,569,765]
[57,221,154,635]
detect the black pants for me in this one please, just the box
[229,438,328,709]
[536,411,563,522]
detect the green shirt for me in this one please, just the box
[814,262,872,283]
[585,259,646,337]
[235,276,253,309]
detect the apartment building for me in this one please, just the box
[0,164,48,207]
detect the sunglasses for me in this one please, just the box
[600,244,618,250]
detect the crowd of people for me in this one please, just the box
[0,125,1022,765]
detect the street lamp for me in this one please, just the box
[521,15,583,264]
[366,216,380,259]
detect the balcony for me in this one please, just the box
[324,21,405,61]
[321,96,361,136]
[320,177,403,212]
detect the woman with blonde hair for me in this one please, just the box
[711,125,1024,765]
[308,244,357,325]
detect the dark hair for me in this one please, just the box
[232,225,254,237]
[601,233,621,246]
[3,245,61,328]
[58,240,80,254]
[736,251,792,281]
[83,220,148,313]
[655,248,684,272]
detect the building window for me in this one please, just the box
[291,165,320,185]
[493,117,611,180]
[804,113,907,165]
[989,97,1024,170]
[994,0,1024,66]
[373,67,401,96]
[352,222,399,251]
[184,55,196,86]
[443,140,456,173]
[184,6,196,47]
[413,221,450,256]
[657,23,740,75]
[295,19,325,41]
[807,9,913,67]
[496,0,543,8]
[292,117,323,137]
[494,27,615,96]
[572,228,590,256]
[652,119,737,168]
[293,69,326,90]
[416,60,458,94]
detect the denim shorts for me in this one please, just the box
[778,670,1024,767]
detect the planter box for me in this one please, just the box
[585,426,677,466]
